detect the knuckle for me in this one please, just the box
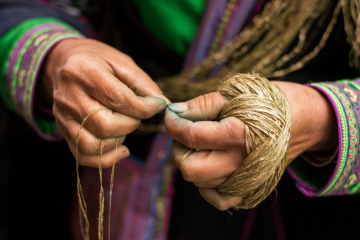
[189,93,213,118]
[59,55,83,79]
[121,53,134,63]
[183,127,197,149]
[227,117,246,143]
[58,65,73,81]
[78,135,98,155]
[207,179,220,188]
[53,90,68,108]
[95,117,113,138]
[106,87,126,108]
[216,201,229,211]
[130,98,152,119]
[181,163,195,182]
[116,136,126,145]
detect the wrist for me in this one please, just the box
[272,81,338,163]
[304,85,338,154]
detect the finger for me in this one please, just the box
[168,92,228,121]
[59,61,167,119]
[56,117,126,155]
[109,58,171,104]
[87,69,167,119]
[193,177,227,188]
[199,188,243,211]
[54,91,141,139]
[172,141,243,182]
[165,108,246,150]
[65,134,130,168]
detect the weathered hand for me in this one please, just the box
[39,38,169,168]
[164,82,338,210]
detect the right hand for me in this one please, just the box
[39,38,169,168]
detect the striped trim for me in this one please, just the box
[311,83,351,196]
[288,80,360,197]
[6,23,83,140]
[183,0,261,78]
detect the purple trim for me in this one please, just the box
[209,0,260,76]
[182,0,224,70]
[287,84,344,197]
[7,24,59,93]
[248,0,265,24]
[182,0,262,79]
[7,23,84,141]
[353,79,360,85]
[240,208,257,240]
[30,37,79,141]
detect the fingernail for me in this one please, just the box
[168,103,188,113]
[122,149,130,158]
[145,96,168,112]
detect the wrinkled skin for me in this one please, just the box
[164,82,338,210]
[40,38,169,168]
[40,38,338,210]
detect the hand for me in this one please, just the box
[38,38,169,168]
[164,82,338,210]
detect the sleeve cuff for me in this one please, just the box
[287,80,360,196]
[4,18,84,141]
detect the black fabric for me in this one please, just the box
[0,0,90,36]
[0,107,75,239]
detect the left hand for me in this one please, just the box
[164,81,338,210]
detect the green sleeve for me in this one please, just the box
[0,17,84,141]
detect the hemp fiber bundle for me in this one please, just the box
[216,73,291,209]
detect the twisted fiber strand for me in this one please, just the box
[342,0,360,68]
[98,140,105,240]
[108,138,118,240]
[75,107,118,240]
[157,0,340,101]
[217,73,291,209]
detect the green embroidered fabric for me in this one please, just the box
[0,18,83,139]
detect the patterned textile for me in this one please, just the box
[288,80,360,196]
[2,1,360,240]
[0,18,84,140]
[182,0,263,76]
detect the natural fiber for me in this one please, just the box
[156,0,342,101]
[342,0,360,69]
[216,73,291,209]
[75,107,117,240]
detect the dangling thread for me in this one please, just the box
[75,107,118,240]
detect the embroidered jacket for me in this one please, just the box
[0,0,359,239]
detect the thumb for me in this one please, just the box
[168,92,228,121]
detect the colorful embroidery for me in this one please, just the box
[6,22,83,140]
[288,80,360,197]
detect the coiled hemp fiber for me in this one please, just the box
[216,73,291,209]
[75,73,291,240]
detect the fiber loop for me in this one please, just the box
[217,73,291,209]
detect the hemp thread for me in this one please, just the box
[156,0,348,101]
[75,107,118,240]
[215,73,291,209]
